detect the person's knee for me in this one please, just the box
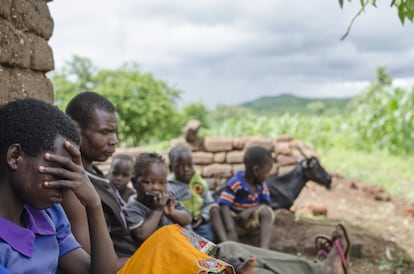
[258,206,274,222]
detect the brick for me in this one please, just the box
[0,66,11,105]
[0,0,12,19]
[0,19,30,67]
[204,137,233,152]
[202,164,232,178]
[226,151,244,163]
[9,68,53,103]
[274,134,293,142]
[274,141,292,155]
[204,177,216,191]
[11,0,54,40]
[231,164,245,175]
[276,154,298,167]
[114,147,147,160]
[232,137,249,150]
[28,33,54,71]
[245,137,274,151]
[192,151,214,165]
[277,164,296,176]
[268,163,279,176]
[213,152,226,163]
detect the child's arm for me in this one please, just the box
[41,140,117,274]
[164,195,192,226]
[128,193,169,242]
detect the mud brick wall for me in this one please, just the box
[0,0,54,105]
[169,135,319,191]
[97,134,320,192]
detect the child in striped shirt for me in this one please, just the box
[217,146,275,249]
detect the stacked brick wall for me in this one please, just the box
[0,0,54,105]
[97,120,320,192]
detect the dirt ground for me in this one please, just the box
[239,175,414,274]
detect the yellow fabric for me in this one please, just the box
[118,224,235,274]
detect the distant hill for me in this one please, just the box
[240,94,353,115]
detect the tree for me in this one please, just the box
[339,0,414,40]
[181,102,210,128]
[51,56,184,146]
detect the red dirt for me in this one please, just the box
[240,175,414,274]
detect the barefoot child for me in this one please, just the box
[0,98,116,273]
[108,154,136,203]
[167,145,227,242]
[218,146,275,249]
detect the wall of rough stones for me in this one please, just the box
[97,120,320,192]
[0,0,54,105]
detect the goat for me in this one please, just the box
[267,155,331,210]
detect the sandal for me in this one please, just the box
[332,224,351,274]
[314,234,332,260]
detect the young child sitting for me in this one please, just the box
[217,146,275,249]
[122,152,192,246]
[167,145,227,242]
[108,154,136,203]
[0,98,116,273]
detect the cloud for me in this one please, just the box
[48,1,414,108]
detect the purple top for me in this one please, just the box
[0,204,80,274]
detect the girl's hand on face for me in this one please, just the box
[163,194,176,216]
[40,140,101,208]
[152,192,170,209]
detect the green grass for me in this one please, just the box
[318,147,414,204]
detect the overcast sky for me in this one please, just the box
[48,1,414,108]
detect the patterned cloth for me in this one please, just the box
[118,224,235,274]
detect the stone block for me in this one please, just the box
[231,164,245,175]
[276,154,298,167]
[268,163,279,177]
[11,0,54,40]
[274,134,293,142]
[277,164,296,176]
[232,137,249,150]
[192,152,214,165]
[0,0,12,19]
[114,147,147,160]
[213,152,226,163]
[274,141,292,155]
[202,164,232,178]
[0,66,11,105]
[28,33,54,71]
[204,137,233,152]
[226,151,244,163]
[9,69,53,103]
[245,137,274,151]
[0,19,30,67]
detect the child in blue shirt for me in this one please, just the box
[218,146,275,249]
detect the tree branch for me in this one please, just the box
[340,4,368,41]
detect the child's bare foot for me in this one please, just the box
[323,224,350,274]
[235,256,256,274]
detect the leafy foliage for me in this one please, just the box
[339,0,414,24]
[51,56,184,146]
[352,67,414,154]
